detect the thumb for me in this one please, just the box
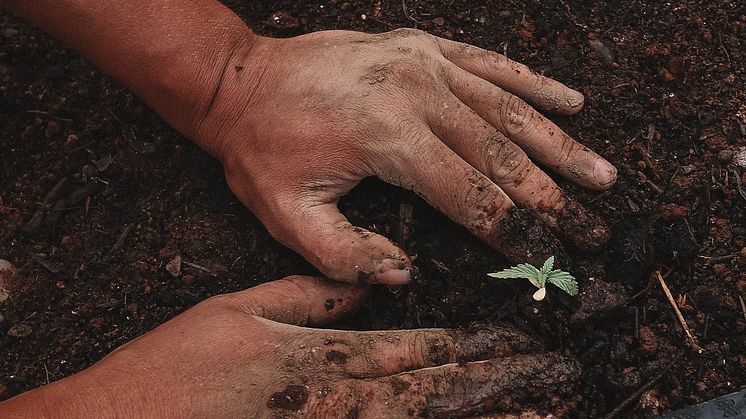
[226,275,369,326]
[268,201,413,285]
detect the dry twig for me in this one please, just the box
[655,270,704,353]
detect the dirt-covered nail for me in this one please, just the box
[593,158,617,188]
[565,89,584,110]
[488,207,567,266]
[447,324,543,361]
[554,197,610,251]
[419,352,581,417]
[372,258,411,285]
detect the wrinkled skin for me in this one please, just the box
[0,276,580,417]
[0,2,600,417]
[199,29,617,284]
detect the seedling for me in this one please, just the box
[487,256,578,301]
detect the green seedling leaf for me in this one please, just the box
[546,270,578,296]
[487,256,578,300]
[487,263,542,288]
[540,256,554,275]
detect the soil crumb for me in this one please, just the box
[267,384,309,410]
[492,207,567,266]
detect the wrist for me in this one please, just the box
[0,368,128,418]
[146,22,263,157]
[184,33,274,165]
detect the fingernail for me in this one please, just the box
[490,207,567,267]
[374,258,411,285]
[593,159,617,187]
[566,89,585,109]
[556,197,611,251]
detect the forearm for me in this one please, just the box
[1,370,128,418]
[1,0,257,153]
[0,356,173,418]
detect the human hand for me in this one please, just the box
[197,29,616,284]
[4,0,615,284]
[0,276,579,417]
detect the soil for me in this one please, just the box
[1,0,745,417]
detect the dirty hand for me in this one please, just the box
[200,29,617,284]
[0,276,579,417]
[5,0,617,284]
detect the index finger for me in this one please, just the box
[436,37,585,116]
[224,275,368,326]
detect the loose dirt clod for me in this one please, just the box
[165,255,182,277]
[554,197,610,251]
[571,278,628,322]
[491,207,567,267]
[6,323,32,338]
[0,259,18,303]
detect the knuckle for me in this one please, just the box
[461,171,497,211]
[531,74,562,109]
[198,293,241,314]
[390,59,441,88]
[482,50,509,73]
[501,95,537,137]
[557,136,584,164]
[414,331,455,366]
[539,187,566,213]
[488,137,529,180]
[305,381,369,418]
[458,171,510,235]
[389,27,426,38]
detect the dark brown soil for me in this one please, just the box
[1,1,745,417]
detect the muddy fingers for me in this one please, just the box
[287,324,543,379]
[252,200,413,285]
[297,352,580,418]
[376,129,565,265]
[223,275,369,326]
[427,92,610,251]
[435,37,585,116]
[443,66,616,191]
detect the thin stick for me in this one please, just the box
[655,271,704,353]
[698,252,740,263]
[738,295,746,322]
[603,353,681,419]
[182,261,218,277]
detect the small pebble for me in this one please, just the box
[7,323,33,338]
[734,147,746,169]
[63,134,80,151]
[639,388,666,416]
[638,326,659,356]
[166,255,182,277]
[718,149,734,162]
[0,259,17,303]
[680,165,695,175]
